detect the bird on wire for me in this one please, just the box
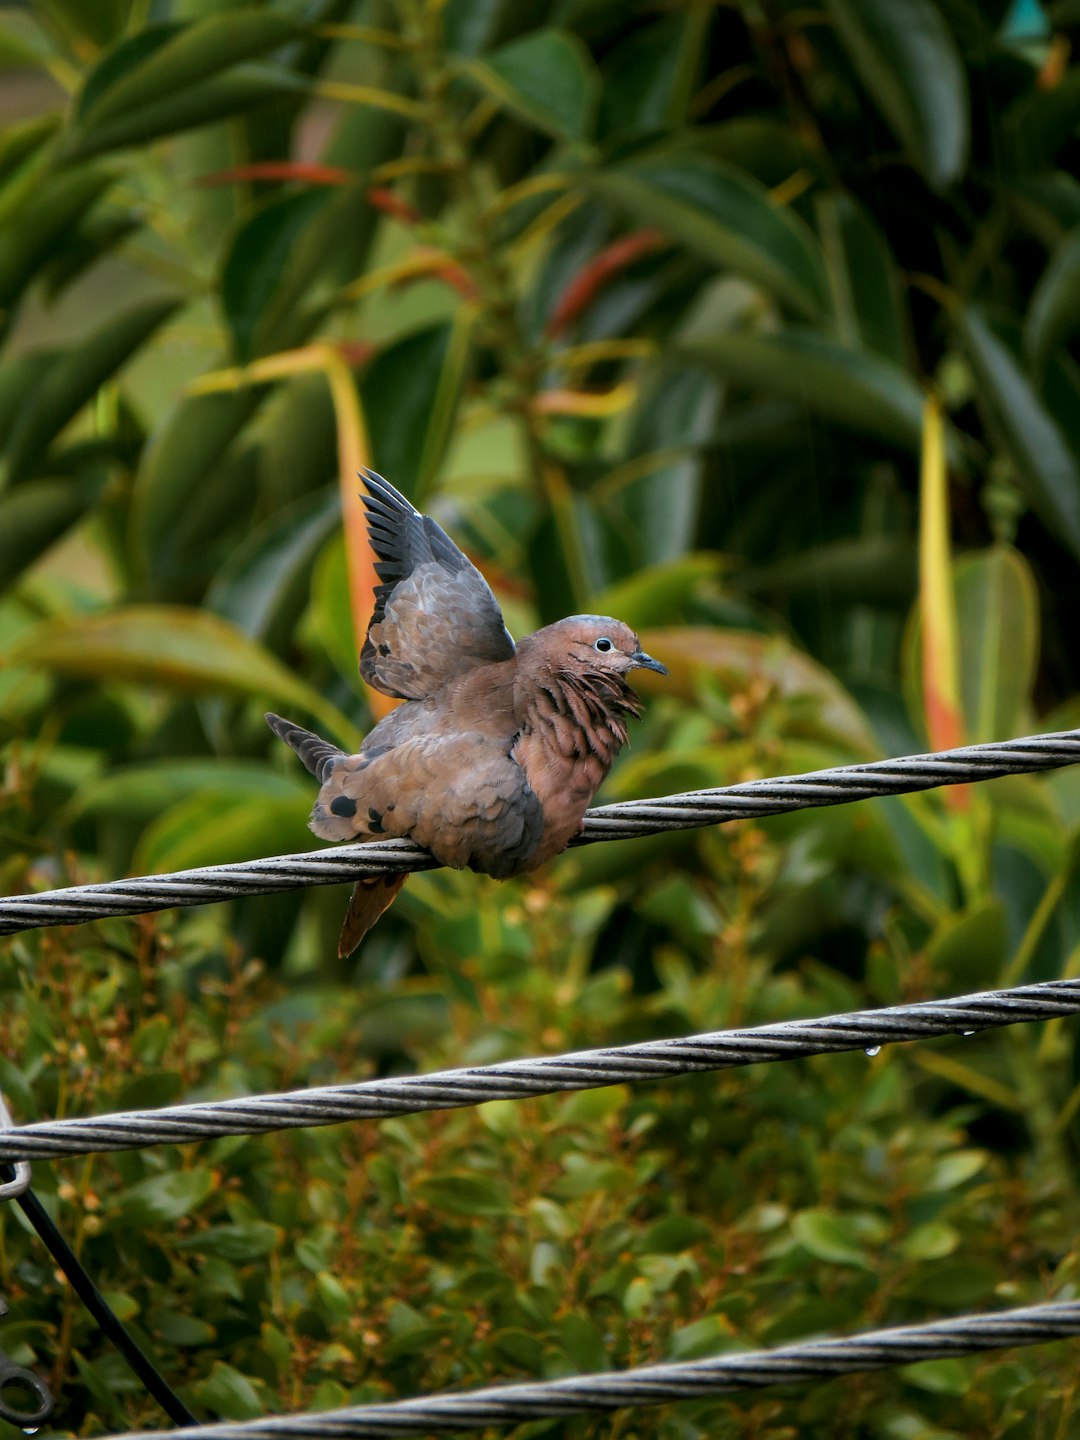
[266,469,668,957]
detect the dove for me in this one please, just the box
[266,470,667,957]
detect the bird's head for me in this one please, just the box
[548,615,668,679]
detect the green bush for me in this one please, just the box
[2,0,1080,1435]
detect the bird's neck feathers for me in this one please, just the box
[514,642,642,768]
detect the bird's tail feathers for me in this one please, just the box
[338,875,407,957]
[265,712,344,783]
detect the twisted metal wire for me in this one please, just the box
[113,1300,1080,1439]
[3,976,1079,1161]
[1,729,1078,938]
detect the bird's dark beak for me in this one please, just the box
[631,650,668,676]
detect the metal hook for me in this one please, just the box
[0,1300,53,1429]
[0,1095,53,1427]
[0,1096,30,1202]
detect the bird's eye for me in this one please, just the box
[594,637,613,653]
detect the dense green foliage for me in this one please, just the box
[3,0,1080,1434]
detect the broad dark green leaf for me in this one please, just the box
[135,792,315,874]
[362,321,469,499]
[598,12,707,139]
[192,1363,262,1422]
[957,307,1080,561]
[0,113,58,185]
[815,192,910,364]
[689,119,827,188]
[595,154,829,320]
[739,535,917,605]
[72,760,308,823]
[1024,225,1080,371]
[3,297,179,485]
[956,546,1038,744]
[0,351,54,467]
[2,605,345,734]
[75,23,181,123]
[132,390,261,591]
[1003,69,1080,172]
[826,0,968,188]
[113,1169,215,1226]
[462,29,599,142]
[67,64,307,161]
[414,1172,512,1216]
[35,0,128,48]
[682,328,926,452]
[206,489,339,651]
[221,191,331,362]
[77,11,303,129]
[0,475,104,592]
[0,167,114,308]
[791,1208,870,1268]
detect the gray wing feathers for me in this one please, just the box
[265,713,344,783]
[359,469,514,700]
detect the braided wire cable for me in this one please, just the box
[111,1300,1080,1439]
[1,729,1078,938]
[2,976,1079,1161]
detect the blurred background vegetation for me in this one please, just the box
[3,0,1080,1434]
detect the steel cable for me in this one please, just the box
[1,976,1078,1161]
[1,729,1079,938]
[109,1299,1080,1439]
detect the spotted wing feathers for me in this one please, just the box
[359,469,514,700]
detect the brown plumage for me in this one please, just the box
[267,470,667,956]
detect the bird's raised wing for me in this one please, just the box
[359,469,515,700]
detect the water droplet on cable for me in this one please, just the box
[864,1045,881,1057]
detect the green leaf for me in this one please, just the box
[682,328,927,453]
[362,320,470,499]
[156,1312,216,1347]
[926,902,1008,989]
[900,1221,959,1261]
[176,1221,280,1261]
[72,760,305,823]
[596,154,829,320]
[0,475,103,592]
[132,390,261,594]
[414,1172,512,1216]
[927,1150,988,1191]
[221,190,330,363]
[825,0,968,189]
[462,29,599,142]
[815,192,911,364]
[134,792,315,874]
[592,555,722,629]
[192,1362,263,1422]
[114,1169,215,1226]
[2,605,347,736]
[667,1315,735,1359]
[75,24,181,123]
[67,64,308,161]
[1024,225,1080,371]
[791,1208,871,1268]
[206,489,340,651]
[308,532,364,697]
[77,11,304,129]
[598,12,707,139]
[902,1358,971,1396]
[955,546,1039,743]
[956,307,1080,561]
[3,297,179,485]
[0,167,114,308]
[1003,70,1080,172]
